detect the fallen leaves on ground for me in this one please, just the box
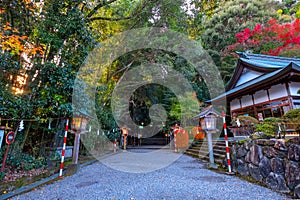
[2,167,48,182]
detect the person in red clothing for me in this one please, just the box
[171,124,180,152]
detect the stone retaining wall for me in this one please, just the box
[224,137,300,198]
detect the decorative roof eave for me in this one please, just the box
[236,52,300,63]
[226,58,280,91]
[225,59,243,90]
[199,106,222,118]
[208,62,300,103]
[239,58,281,72]
[226,52,300,90]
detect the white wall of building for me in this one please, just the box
[236,69,263,86]
[241,95,253,107]
[289,82,300,96]
[269,84,288,100]
[230,99,241,110]
[254,90,268,104]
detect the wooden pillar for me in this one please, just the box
[72,133,80,164]
[252,93,258,118]
[286,82,294,110]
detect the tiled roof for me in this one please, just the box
[209,68,285,102]
[237,52,300,65]
[209,52,300,102]
[240,58,290,68]
[199,106,221,118]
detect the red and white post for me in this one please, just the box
[59,119,69,178]
[114,139,117,154]
[173,125,179,153]
[222,112,234,174]
[174,132,177,153]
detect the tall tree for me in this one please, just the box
[0,0,221,149]
[200,0,279,83]
[1,0,95,147]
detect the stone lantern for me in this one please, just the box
[70,110,91,170]
[199,107,221,169]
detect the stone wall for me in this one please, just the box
[225,137,300,198]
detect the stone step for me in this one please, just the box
[184,151,199,158]
[185,139,231,165]
[187,146,226,154]
[190,143,227,150]
[191,145,227,151]
[192,141,228,146]
[185,148,226,159]
[184,151,223,164]
[191,140,228,146]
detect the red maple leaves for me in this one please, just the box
[226,18,300,57]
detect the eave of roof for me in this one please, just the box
[199,106,221,118]
[209,62,300,103]
[239,58,288,69]
[226,52,300,90]
[236,52,300,64]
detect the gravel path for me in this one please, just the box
[11,149,291,200]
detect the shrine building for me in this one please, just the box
[210,52,300,121]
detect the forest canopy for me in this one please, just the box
[0,0,299,148]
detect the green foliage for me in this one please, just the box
[255,123,276,137]
[237,115,259,126]
[2,149,46,171]
[23,157,46,171]
[283,108,300,121]
[3,0,284,170]
[278,0,300,20]
[170,92,200,126]
[94,46,209,129]
[106,131,121,142]
[200,0,279,83]
[263,117,282,123]
[0,171,5,181]
[254,117,282,138]
[201,0,278,52]
[48,151,61,161]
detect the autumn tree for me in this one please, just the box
[0,0,44,119]
[200,0,279,83]
[225,18,300,57]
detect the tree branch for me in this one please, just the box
[87,0,118,18]
[88,0,159,22]
[89,15,132,22]
[106,59,135,83]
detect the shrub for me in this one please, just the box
[238,116,259,124]
[232,115,259,126]
[48,151,61,161]
[263,117,282,123]
[283,109,300,121]
[255,123,276,138]
[254,117,282,138]
[5,150,46,171]
[23,157,46,171]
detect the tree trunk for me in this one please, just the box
[53,119,66,148]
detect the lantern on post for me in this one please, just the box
[70,110,91,172]
[199,106,220,169]
[138,122,144,146]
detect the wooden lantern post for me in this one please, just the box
[71,111,89,165]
